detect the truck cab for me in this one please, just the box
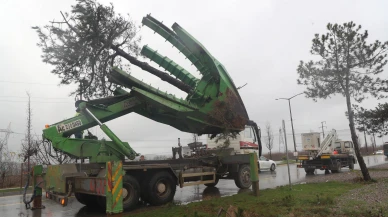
[206,125,259,155]
[331,141,355,155]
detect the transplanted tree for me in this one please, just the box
[33,0,142,99]
[265,123,274,159]
[34,0,192,100]
[297,22,388,181]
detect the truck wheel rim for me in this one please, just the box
[157,182,166,193]
[123,183,134,202]
[156,180,170,197]
[122,188,129,199]
[242,170,250,184]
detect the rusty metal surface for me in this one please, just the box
[74,177,106,196]
[46,164,78,194]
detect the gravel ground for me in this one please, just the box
[300,163,388,216]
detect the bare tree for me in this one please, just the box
[265,123,274,159]
[370,136,375,153]
[20,93,75,165]
[20,93,34,172]
[0,123,12,168]
[0,151,22,188]
[36,140,76,165]
[153,155,168,160]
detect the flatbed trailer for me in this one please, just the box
[32,153,256,213]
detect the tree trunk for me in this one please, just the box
[346,94,371,181]
[269,150,272,159]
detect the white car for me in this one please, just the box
[258,156,276,171]
[375,150,384,155]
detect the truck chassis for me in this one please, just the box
[32,154,255,213]
[297,154,356,174]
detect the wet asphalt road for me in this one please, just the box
[1,155,386,217]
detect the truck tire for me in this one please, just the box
[234,164,252,189]
[331,161,342,173]
[349,158,354,170]
[304,168,315,175]
[94,175,140,210]
[204,175,219,187]
[146,171,177,206]
[122,175,141,211]
[140,181,150,204]
[270,164,276,171]
[75,193,101,208]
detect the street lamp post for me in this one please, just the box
[276,92,304,153]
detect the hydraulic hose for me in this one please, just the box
[23,172,45,209]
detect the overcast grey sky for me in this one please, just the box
[1,0,388,156]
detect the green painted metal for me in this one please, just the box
[106,161,123,214]
[249,153,259,182]
[100,124,136,160]
[141,45,199,88]
[249,153,259,197]
[42,15,250,162]
[33,165,43,196]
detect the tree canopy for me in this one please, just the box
[297,22,388,102]
[354,103,388,137]
[33,0,141,99]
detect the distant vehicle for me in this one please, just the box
[258,156,276,171]
[383,143,388,157]
[375,150,384,155]
[297,130,357,174]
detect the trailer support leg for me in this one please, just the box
[249,153,259,197]
[106,161,123,216]
[32,165,45,210]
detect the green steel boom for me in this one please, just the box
[43,15,252,163]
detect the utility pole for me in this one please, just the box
[276,92,304,153]
[319,121,327,138]
[288,100,297,153]
[282,120,292,190]
[279,128,281,153]
[363,123,368,153]
[26,92,31,172]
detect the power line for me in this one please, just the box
[0,95,70,99]
[0,80,57,85]
[0,100,71,104]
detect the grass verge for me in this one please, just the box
[0,186,31,194]
[127,181,373,217]
[277,160,297,165]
